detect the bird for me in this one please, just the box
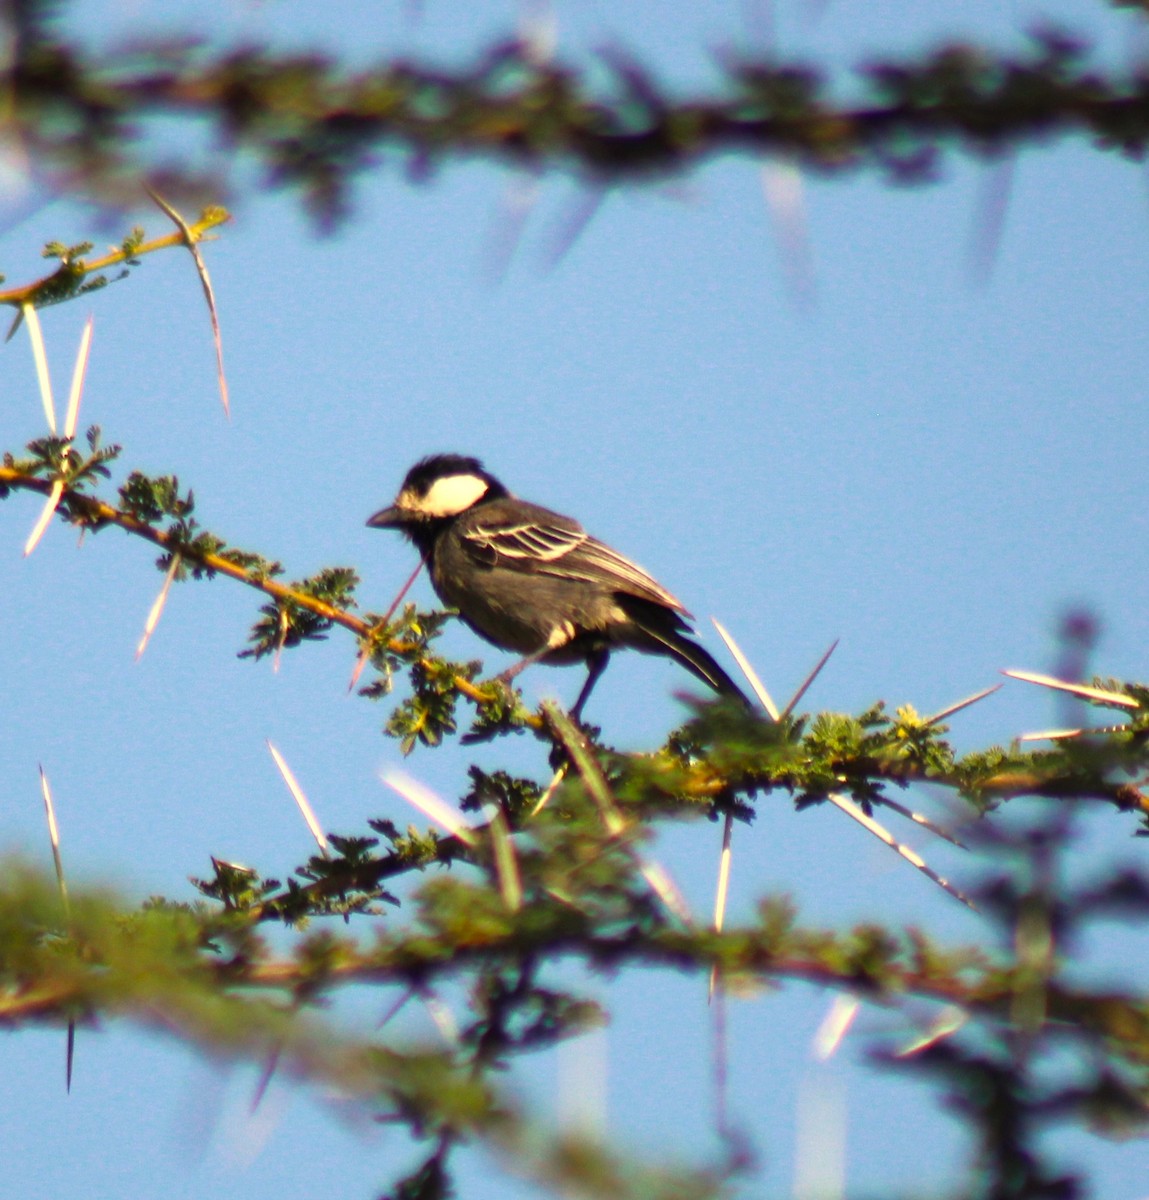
[367,454,750,718]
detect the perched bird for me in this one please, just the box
[367,454,749,717]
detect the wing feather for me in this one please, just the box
[463,508,688,614]
[470,521,585,562]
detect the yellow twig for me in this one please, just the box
[0,209,231,308]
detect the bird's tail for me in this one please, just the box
[622,599,752,708]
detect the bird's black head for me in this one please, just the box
[366,454,508,538]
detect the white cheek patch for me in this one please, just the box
[415,473,490,517]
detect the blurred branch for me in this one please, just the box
[3,20,1149,221]
[2,855,1147,1078]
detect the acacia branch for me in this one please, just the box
[0,464,495,713]
[0,465,368,631]
[0,209,231,308]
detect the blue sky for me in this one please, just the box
[2,1,1149,1197]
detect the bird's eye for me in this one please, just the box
[417,474,489,517]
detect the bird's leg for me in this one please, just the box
[492,624,577,691]
[546,649,609,772]
[494,647,550,686]
[571,648,609,722]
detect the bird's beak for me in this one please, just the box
[366,504,404,529]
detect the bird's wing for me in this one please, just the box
[462,504,690,615]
